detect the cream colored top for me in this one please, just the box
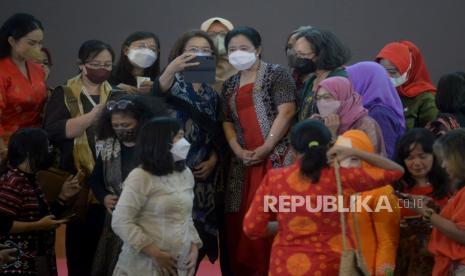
[112,167,202,276]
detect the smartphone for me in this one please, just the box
[182,56,216,84]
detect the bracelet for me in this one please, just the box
[422,208,436,222]
[56,196,67,206]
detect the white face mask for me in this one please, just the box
[127,48,157,69]
[228,50,257,71]
[317,99,341,117]
[170,138,191,162]
[390,71,408,87]
[213,35,226,56]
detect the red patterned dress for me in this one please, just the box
[0,57,46,146]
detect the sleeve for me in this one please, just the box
[0,75,8,138]
[354,117,387,157]
[368,107,402,159]
[343,167,403,193]
[451,190,465,230]
[88,156,111,203]
[243,171,276,239]
[371,186,400,275]
[271,65,297,107]
[111,169,155,253]
[43,86,72,144]
[418,92,439,127]
[0,178,26,217]
[220,80,233,122]
[185,170,203,248]
[151,76,175,97]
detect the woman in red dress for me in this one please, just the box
[221,26,297,275]
[0,14,47,156]
[243,120,404,276]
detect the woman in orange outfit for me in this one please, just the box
[337,130,400,276]
[243,120,404,275]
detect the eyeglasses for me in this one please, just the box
[106,100,134,110]
[184,47,213,55]
[131,42,158,52]
[86,62,113,70]
[295,52,314,59]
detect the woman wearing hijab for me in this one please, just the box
[347,61,406,159]
[313,76,386,155]
[336,130,400,276]
[376,40,438,129]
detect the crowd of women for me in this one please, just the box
[0,12,464,276]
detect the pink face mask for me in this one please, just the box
[317,99,341,117]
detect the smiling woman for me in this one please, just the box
[0,13,47,156]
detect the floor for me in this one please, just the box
[55,226,222,276]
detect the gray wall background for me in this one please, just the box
[1,0,464,87]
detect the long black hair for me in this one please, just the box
[291,119,332,183]
[96,94,167,140]
[0,13,43,58]
[110,32,161,86]
[136,117,185,176]
[1,128,52,174]
[394,128,449,199]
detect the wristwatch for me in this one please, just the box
[422,208,436,222]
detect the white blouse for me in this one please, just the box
[111,167,202,276]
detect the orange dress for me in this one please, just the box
[349,185,400,276]
[0,57,46,145]
[243,162,403,275]
[429,186,465,276]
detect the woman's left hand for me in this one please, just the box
[58,174,82,202]
[193,153,218,180]
[327,145,355,163]
[138,80,154,94]
[185,244,198,276]
[248,144,273,166]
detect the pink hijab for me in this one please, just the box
[316,77,368,134]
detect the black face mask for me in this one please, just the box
[114,128,137,143]
[293,57,317,75]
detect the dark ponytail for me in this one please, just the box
[290,120,332,183]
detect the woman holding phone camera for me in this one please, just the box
[153,30,222,269]
[0,128,81,275]
[110,31,161,94]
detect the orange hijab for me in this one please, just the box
[339,130,385,181]
[376,40,436,98]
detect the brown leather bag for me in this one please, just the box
[334,160,370,276]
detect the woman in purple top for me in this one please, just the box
[347,61,406,159]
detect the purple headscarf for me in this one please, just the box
[347,61,405,129]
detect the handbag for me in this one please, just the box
[36,167,71,203]
[334,160,370,276]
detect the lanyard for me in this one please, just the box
[81,87,98,107]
